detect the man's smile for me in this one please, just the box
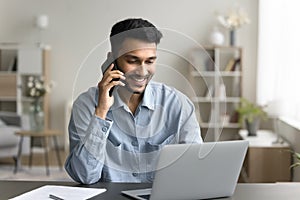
[127,74,151,86]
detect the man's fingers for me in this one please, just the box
[107,80,125,88]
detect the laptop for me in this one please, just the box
[122,140,248,200]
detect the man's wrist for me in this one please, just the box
[94,107,107,120]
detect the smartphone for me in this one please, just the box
[101,55,121,97]
[109,60,120,96]
[101,53,120,97]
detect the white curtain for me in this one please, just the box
[257,0,300,121]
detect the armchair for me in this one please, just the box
[0,112,30,166]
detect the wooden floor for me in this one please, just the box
[0,148,68,167]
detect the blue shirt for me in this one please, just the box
[65,81,202,184]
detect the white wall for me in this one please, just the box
[0,0,258,145]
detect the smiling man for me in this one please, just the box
[65,18,202,184]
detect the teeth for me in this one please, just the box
[135,79,145,82]
[133,77,146,82]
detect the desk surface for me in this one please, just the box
[2,181,300,200]
[239,129,289,148]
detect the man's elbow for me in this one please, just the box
[64,162,101,185]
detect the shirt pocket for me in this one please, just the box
[145,134,176,152]
[144,134,176,174]
[105,139,123,168]
[107,133,122,147]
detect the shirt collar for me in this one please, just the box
[109,82,156,111]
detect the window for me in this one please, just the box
[257,0,300,122]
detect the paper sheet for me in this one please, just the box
[9,185,106,200]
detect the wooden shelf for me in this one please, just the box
[189,46,243,141]
[0,73,17,97]
[0,96,17,101]
[0,45,50,130]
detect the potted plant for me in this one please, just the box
[236,98,267,136]
[290,151,300,169]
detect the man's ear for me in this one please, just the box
[101,52,114,74]
[107,52,112,59]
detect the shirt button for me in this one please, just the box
[131,140,138,147]
[132,173,138,177]
[102,127,108,132]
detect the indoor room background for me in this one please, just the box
[0,0,258,133]
[1,0,300,180]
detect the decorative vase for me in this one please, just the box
[229,29,236,46]
[209,27,224,46]
[245,118,260,136]
[29,99,44,131]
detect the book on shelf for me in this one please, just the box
[224,58,241,72]
[229,111,239,123]
[231,58,241,71]
[224,58,235,71]
[7,56,17,71]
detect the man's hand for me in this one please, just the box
[95,64,125,119]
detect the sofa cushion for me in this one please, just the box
[0,118,6,127]
[0,126,20,147]
[0,112,21,127]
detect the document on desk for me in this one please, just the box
[9,185,106,200]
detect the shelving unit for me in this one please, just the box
[189,46,243,141]
[0,45,18,113]
[0,43,50,130]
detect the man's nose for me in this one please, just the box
[137,64,148,75]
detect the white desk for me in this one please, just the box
[239,130,292,183]
[239,129,289,147]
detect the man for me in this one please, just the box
[65,18,202,184]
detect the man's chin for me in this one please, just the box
[125,85,147,94]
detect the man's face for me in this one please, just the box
[116,38,157,94]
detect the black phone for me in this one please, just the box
[108,60,120,96]
[101,54,121,97]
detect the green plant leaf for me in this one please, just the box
[290,162,300,169]
[236,98,267,125]
[294,152,300,160]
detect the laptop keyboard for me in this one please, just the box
[137,194,151,200]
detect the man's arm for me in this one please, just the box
[178,92,203,144]
[64,99,113,184]
[65,60,125,184]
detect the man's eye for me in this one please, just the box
[146,60,155,64]
[127,60,138,64]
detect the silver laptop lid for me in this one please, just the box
[150,140,249,200]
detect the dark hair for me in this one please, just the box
[110,18,163,55]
